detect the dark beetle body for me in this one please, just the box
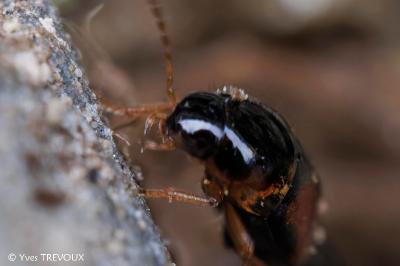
[166,88,321,266]
[109,2,323,264]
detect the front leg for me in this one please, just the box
[107,105,175,151]
[103,102,173,117]
[224,203,266,266]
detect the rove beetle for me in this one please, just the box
[106,0,323,265]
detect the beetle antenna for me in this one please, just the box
[147,0,176,106]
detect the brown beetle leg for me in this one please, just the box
[139,187,219,207]
[107,106,174,149]
[225,203,266,266]
[225,203,254,260]
[143,138,175,151]
[103,102,173,117]
[105,0,177,117]
[142,112,176,151]
[144,112,168,135]
[112,132,131,146]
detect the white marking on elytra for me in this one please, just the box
[178,119,255,163]
[224,127,255,163]
[178,119,224,139]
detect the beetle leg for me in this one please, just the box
[225,203,266,266]
[144,112,168,135]
[142,113,176,151]
[139,187,219,207]
[225,203,254,260]
[143,138,175,151]
[112,132,131,146]
[103,102,173,117]
[107,106,173,149]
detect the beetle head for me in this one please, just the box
[166,92,225,160]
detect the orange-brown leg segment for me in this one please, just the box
[139,187,219,207]
[106,105,174,150]
[103,102,173,118]
[143,138,175,151]
[104,0,178,149]
[104,0,177,117]
[225,203,266,266]
[144,112,168,135]
[142,112,176,151]
[112,132,131,146]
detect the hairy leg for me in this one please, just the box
[139,187,219,207]
[103,102,173,117]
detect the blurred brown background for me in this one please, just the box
[59,0,400,265]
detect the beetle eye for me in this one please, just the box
[181,130,220,159]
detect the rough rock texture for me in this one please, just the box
[0,1,170,265]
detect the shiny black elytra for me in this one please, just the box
[165,88,321,266]
[105,1,323,265]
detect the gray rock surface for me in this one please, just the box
[0,1,170,265]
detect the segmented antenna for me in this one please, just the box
[147,0,176,106]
